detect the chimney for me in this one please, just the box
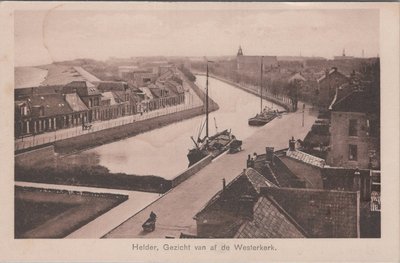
[289,136,296,151]
[265,147,274,163]
[222,178,226,191]
[247,155,254,168]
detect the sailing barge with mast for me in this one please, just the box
[187,61,242,167]
[248,56,279,126]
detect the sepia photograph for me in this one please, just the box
[1,1,399,262]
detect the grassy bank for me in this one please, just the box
[15,186,128,238]
[15,164,172,193]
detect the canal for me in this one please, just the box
[69,76,282,179]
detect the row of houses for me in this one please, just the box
[15,68,186,138]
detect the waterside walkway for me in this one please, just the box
[105,102,318,238]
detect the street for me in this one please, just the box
[104,103,317,238]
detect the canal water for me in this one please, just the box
[69,76,282,179]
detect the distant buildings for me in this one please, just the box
[236,46,278,77]
[334,49,355,60]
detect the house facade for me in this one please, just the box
[327,90,380,170]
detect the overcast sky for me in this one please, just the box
[15,8,379,67]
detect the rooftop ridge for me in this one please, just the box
[263,186,359,195]
[264,164,282,187]
[245,167,277,191]
[285,149,325,168]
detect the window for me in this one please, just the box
[349,119,358,136]
[349,144,358,161]
[20,106,27,116]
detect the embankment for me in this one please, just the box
[171,155,213,187]
[15,145,55,167]
[15,164,172,194]
[196,73,293,112]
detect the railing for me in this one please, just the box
[15,90,203,151]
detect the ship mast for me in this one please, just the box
[260,56,264,113]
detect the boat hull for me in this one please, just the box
[187,130,235,167]
[248,114,277,126]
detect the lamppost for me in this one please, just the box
[302,103,305,127]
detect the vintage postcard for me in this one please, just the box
[0,1,399,262]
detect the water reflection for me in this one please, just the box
[67,76,281,179]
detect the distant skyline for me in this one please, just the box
[15,8,379,67]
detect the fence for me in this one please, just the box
[15,92,203,151]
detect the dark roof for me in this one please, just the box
[317,68,347,83]
[253,154,305,188]
[235,197,306,238]
[195,168,273,219]
[331,90,379,113]
[27,94,73,117]
[63,81,101,96]
[261,187,359,238]
[194,169,307,238]
[15,85,64,100]
[303,130,330,147]
[95,81,129,92]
